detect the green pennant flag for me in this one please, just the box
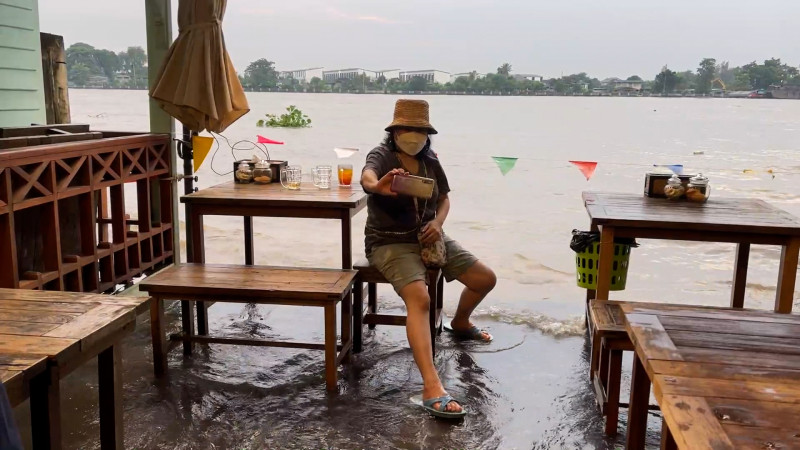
[492,156,518,176]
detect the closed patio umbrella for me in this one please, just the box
[150,0,249,133]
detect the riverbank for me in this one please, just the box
[67,86,788,99]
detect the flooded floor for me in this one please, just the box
[13,293,668,450]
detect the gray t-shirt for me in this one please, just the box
[362,145,451,255]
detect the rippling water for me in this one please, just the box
[14,90,799,449]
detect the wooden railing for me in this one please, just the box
[0,131,174,292]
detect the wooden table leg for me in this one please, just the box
[150,296,168,376]
[730,243,750,308]
[585,222,598,307]
[626,353,651,450]
[341,211,353,269]
[187,205,209,335]
[660,418,677,450]
[98,345,123,450]
[30,366,61,450]
[324,304,338,392]
[243,216,254,265]
[341,290,352,363]
[775,237,800,313]
[595,226,615,301]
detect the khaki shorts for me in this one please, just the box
[367,236,479,294]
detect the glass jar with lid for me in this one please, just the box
[663,174,685,200]
[235,161,253,184]
[253,160,273,184]
[686,173,710,203]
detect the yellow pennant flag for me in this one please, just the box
[192,136,214,172]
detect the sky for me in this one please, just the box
[38,0,800,80]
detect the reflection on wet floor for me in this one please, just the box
[13,299,667,450]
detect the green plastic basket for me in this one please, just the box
[575,242,631,291]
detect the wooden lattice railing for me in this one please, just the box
[0,131,174,292]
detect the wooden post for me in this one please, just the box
[145,0,179,262]
[40,33,71,124]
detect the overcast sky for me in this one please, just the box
[38,0,800,79]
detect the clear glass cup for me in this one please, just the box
[280,166,302,190]
[337,164,353,187]
[312,165,332,189]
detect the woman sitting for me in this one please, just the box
[360,99,497,418]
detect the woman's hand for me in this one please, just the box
[373,168,407,196]
[420,219,443,246]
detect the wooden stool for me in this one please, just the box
[588,300,634,436]
[139,263,357,392]
[352,258,444,354]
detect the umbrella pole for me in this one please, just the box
[182,125,195,195]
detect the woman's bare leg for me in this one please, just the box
[398,280,462,412]
[450,261,497,340]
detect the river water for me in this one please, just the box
[15,90,800,449]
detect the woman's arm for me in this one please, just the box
[420,193,449,245]
[361,168,407,196]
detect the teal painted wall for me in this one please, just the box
[0,0,46,127]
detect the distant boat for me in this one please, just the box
[768,85,800,99]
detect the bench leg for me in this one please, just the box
[341,292,352,363]
[30,367,61,450]
[436,274,444,334]
[353,281,364,353]
[98,345,123,450]
[427,274,438,355]
[605,347,623,436]
[367,282,377,330]
[181,300,195,355]
[590,328,602,381]
[660,418,677,450]
[150,296,168,376]
[324,305,338,392]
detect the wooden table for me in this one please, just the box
[139,263,357,392]
[0,289,148,449]
[583,192,800,312]
[181,182,367,334]
[621,302,800,449]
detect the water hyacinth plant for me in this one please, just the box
[256,105,312,128]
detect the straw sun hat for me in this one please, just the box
[385,99,438,135]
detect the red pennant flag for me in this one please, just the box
[569,161,598,180]
[257,135,284,145]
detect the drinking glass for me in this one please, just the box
[312,165,332,189]
[337,164,353,187]
[280,166,302,190]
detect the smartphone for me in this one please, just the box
[390,174,435,199]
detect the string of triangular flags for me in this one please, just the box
[491,157,783,180]
[191,134,362,172]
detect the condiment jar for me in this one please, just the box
[235,161,253,184]
[664,174,685,200]
[686,173,710,203]
[253,160,273,184]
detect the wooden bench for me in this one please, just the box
[138,264,357,392]
[589,300,634,436]
[352,258,443,354]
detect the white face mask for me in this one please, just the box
[395,131,428,156]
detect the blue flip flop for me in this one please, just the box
[411,394,467,419]
[444,321,493,342]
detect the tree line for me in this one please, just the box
[66,43,148,88]
[241,58,800,95]
[63,42,800,96]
